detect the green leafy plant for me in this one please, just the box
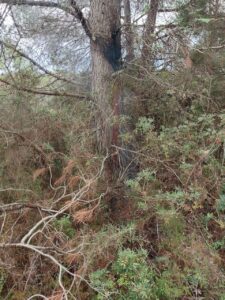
[136,117,154,135]
[90,249,156,300]
[125,169,155,191]
[157,208,185,248]
[186,270,208,290]
[53,215,75,239]
[0,271,5,296]
[90,249,186,300]
[212,238,225,250]
[216,194,225,213]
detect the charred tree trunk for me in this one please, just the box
[142,0,159,63]
[90,0,122,154]
[90,0,137,178]
[124,0,134,62]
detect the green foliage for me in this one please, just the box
[90,249,155,300]
[136,169,156,183]
[143,4,150,14]
[112,249,155,299]
[125,178,140,191]
[202,212,214,227]
[125,168,155,191]
[135,117,154,135]
[177,0,209,28]
[125,168,157,210]
[32,178,42,195]
[43,142,55,152]
[212,238,225,250]
[90,269,116,299]
[90,249,186,300]
[186,270,208,289]
[0,271,5,296]
[216,194,225,213]
[156,188,186,205]
[91,223,137,253]
[157,208,185,249]
[53,215,75,239]
[155,270,186,299]
[1,1,225,297]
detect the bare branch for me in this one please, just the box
[0,126,49,164]
[0,0,92,38]
[0,40,85,86]
[70,0,92,39]
[0,77,89,99]
[1,0,73,13]
[0,202,57,214]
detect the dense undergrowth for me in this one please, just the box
[0,65,225,299]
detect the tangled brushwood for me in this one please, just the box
[0,0,225,299]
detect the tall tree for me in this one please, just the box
[0,0,122,155]
[89,0,122,152]
[142,0,159,62]
[124,0,134,62]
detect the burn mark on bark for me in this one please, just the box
[94,28,121,71]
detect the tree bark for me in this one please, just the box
[0,0,123,160]
[124,0,134,62]
[89,0,122,152]
[142,0,159,62]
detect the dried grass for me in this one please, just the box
[73,208,94,224]
[54,160,76,186]
[33,167,48,181]
[47,290,64,300]
[68,175,80,190]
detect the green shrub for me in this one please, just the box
[53,215,75,239]
[216,194,225,213]
[90,249,186,300]
[0,271,6,296]
[90,249,155,300]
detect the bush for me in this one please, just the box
[90,249,185,300]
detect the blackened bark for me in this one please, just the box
[90,0,122,152]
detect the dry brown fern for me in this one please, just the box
[33,167,48,181]
[54,160,76,186]
[73,208,94,224]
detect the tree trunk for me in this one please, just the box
[142,0,159,62]
[89,0,122,153]
[124,0,134,62]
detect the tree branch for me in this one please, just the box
[0,0,92,38]
[0,126,49,163]
[70,0,92,39]
[0,77,89,99]
[158,8,178,12]
[0,40,78,85]
[1,0,72,13]
[0,202,57,214]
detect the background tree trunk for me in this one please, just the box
[90,0,122,153]
[142,0,159,63]
[124,0,134,62]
